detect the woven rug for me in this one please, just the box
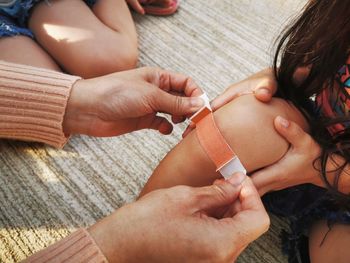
[0,0,306,262]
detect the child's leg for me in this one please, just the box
[0,36,60,71]
[28,0,138,78]
[309,221,350,263]
[140,95,308,196]
[92,0,137,42]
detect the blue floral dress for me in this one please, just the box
[0,0,97,38]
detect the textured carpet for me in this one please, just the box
[0,0,306,262]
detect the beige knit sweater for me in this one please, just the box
[0,60,79,148]
[26,229,108,263]
[0,61,108,262]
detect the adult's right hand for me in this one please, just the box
[63,67,204,137]
[89,174,270,263]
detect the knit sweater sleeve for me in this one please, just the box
[25,228,108,263]
[0,60,81,148]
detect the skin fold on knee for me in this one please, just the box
[140,95,308,196]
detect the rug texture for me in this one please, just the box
[0,0,306,262]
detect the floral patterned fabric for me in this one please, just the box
[0,0,97,38]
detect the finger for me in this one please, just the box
[157,118,173,135]
[250,166,279,196]
[210,88,238,111]
[253,75,277,102]
[128,0,145,14]
[172,115,185,124]
[145,68,203,97]
[274,116,311,149]
[237,177,265,211]
[226,178,270,242]
[136,114,173,134]
[182,122,195,138]
[223,177,266,217]
[152,90,204,116]
[253,87,273,102]
[193,173,246,212]
[222,198,242,218]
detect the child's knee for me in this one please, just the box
[82,40,138,78]
[75,34,138,78]
[213,95,294,171]
[96,43,138,74]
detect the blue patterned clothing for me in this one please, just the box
[265,58,350,263]
[0,0,97,38]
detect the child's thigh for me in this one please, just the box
[309,221,350,263]
[28,0,138,77]
[0,35,60,70]
[140,95,308,196]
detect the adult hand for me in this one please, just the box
[211,68,277,111]
[182,68,277,138]
[63,67,204,137]
[211,66,311,111]
[251,116,323,196]
[89,173,270,263]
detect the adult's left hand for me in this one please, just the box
[182,68,277,138]
[251,116,323,196]
[63,67,204,136]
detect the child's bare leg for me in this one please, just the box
[92,0,137,42]
[309,221,350,263]
[140,95,308,196]
[28,0,138,78]
[0,36,60,71]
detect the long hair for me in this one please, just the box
[274,0,350,198]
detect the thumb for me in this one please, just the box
[253,77,276,103]
[228,178,270,242]
[274,116,309,148]
[193,173,246,212]
[254,87,273,102]
[154,90,204,116]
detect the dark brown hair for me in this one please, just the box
[273,0,350,197]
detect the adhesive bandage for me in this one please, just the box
[191,94,246,178]
[190,93,212,123]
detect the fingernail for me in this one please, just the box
[191,97,204,108]
[257,88,271,95]
[276,116,290,128]
[227,172,246,186]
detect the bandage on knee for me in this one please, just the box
[191,94,246,178]
[190,93,212,123]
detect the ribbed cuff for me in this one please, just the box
[25,228,108,263]
[0,61,81,148]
